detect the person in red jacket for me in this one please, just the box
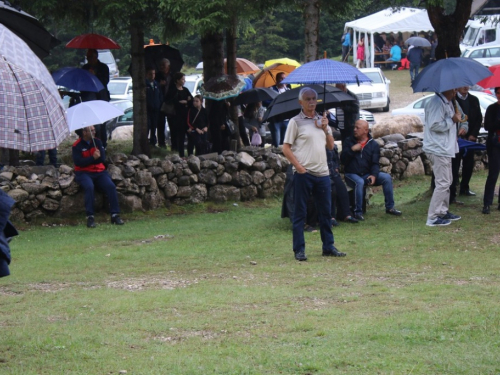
[72,126,124,228]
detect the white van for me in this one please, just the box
[461,17,500,52]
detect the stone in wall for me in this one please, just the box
[402,157,425,179]
[209,185,241,202]
[372,115,423,139]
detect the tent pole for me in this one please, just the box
[370,32,375,68]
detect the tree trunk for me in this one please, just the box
[226,15,240,149]
[303,0,320,62]
[201,30,224,124]
[130,21,149,156]
[427,0,473,59]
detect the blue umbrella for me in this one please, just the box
[412,57,492,93]
[281,59,371,85]
[52,67,104,92]
[457,138,486,157]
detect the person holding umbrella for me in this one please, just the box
[282,87,346,261]
[72,126,124,228]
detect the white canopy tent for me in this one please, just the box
[345,7,434,68]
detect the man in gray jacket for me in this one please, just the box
[423,89,467,226]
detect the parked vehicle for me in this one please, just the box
[391,91,495,130]
[461,44,500,67]
[108,77,133,101]
[329,108,376,129]
[184,74,204,97]
[346,68,390,112]
[461,17,500,52]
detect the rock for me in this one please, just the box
[63,181,80,195]
[41,176,59,189]
[42,197,60,211]
[135,171,153,186]
[146,176,158,192]
[8,189,29,202]
[372,115,423,139]
[240,185,258,201]
[382,133,405,143]
[375,138,385,147]
[164,181,178,198]
[137,154,150,163]
[117,192,143,213]
[209,185,240,202]
[47,189,63,200]
[182,168,193,177]
[402,148,423,160]
[397,138,421,151]
[110,153,128,164]
[25,209,44,220]
[190,184,207,203]
[108,165,124,181]
[160,160,174,173]
[251,171,265,185]
[385,142,399,149]
[58,175,75,189]
[16,175,29,184]
[236,152,255,168]
[21,182,47,195]
[217,172,232,184]
[272,173,285,190]
[111,125,133,140]
[263,169,275,180]
[156,174,168,189]
[380,149,395,159]
[59,164,73,175]
[402,157,425,179]
[142,191,165,210]
[176,186,192,198]
[19,198,40,213]
[169,154,181,163]
[0,172,13,181]
[148,166,164,177]
[200,160,219,169]
[251,161,267,172]
[120,163,136,177]
[189,174,198,184]
[54,192,101,217]
[216,164,225,176]
[379,157,391,166]
[266,154,282,172]
[177,175,191,186]
[231,170,252,187]
[198,169,217,185]
[35,193,46,202]
[392,160,407,174]
[10,208,24,221]
[224,162,238,174]
[187,156,201,173]
[125,159,141,168]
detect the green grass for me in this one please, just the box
[2,172,500,374]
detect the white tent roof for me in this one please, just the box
[345,7,434,34]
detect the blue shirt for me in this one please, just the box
[342,33,351,47]
[390,45,402,61]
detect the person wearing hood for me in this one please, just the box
[341,120,402,221]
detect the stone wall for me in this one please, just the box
[0,148,289,222]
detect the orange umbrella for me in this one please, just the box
[253,63,298,88]
[477,64,500,88]
[224,58,260,75]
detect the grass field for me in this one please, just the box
[2,171,500,374]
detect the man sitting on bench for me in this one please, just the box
[341,120,402,221]
[386,40,402,70]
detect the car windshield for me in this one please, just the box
[108,82,127,95]
[184,81,196,93]
[363,72,383,84]
[112,100,133,111]
[462,27,480,47]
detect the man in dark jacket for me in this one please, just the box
[456,86,483,196]
[407,46,423,82]
[341,120,402,221]
[335,83,359,147]
[72,126,124,228]
[146,67,162,147]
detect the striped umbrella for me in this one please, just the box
[0,23,68,152]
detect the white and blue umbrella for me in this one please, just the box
[281,59,371,86]
[412,57,492,93]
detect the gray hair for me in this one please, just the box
[298,87,318,101]
[160,58,170,66]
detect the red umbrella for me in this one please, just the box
[477,65,500,88]
[66,33,120,49]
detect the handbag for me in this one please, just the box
[225,118,235,135]
[161,102,175,115]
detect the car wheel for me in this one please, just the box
[382,97,390,112]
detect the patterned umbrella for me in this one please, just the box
[0,23,68,152]
[200,75,246,101]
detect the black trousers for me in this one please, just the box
[331,173,351,220]
[457,148,476,193]
[483,146,500,206]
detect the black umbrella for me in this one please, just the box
[144,43,184,74]
[263,84,355,121]
[233,87,278,105]
[0,1,60,59]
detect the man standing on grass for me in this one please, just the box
[282,87,346,261]
[423,89,463,227]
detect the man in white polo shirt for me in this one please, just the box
[282,87,346,261]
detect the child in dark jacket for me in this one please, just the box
[187,95,209,155]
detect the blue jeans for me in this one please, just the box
[292,172,334,253]
[273,120,289,146]
[75,171,120,217]
[409,63,420,81]
[35,149,57,167]
[344,172,395,215]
